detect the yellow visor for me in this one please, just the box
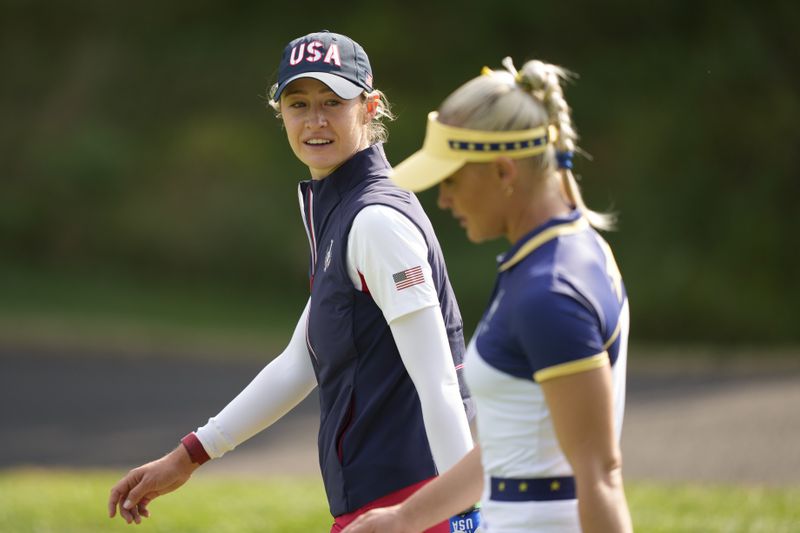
[391,111,550,192]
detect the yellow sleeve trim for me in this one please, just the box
[602,320,621,351]
[534,352,609,383]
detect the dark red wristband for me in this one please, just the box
[181,432,211,465]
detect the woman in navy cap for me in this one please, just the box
[108,31,476,533]
[343,57,633,533]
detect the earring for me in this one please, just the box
[504,186,514,197]
[366,94,379,114]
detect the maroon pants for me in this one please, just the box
[330,477,449,532]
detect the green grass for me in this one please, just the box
[628,481,800,532]
[0,470,332,533]
[1,470,798,533]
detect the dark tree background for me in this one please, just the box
[1,0,798,344]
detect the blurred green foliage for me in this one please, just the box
[1,0,798,343]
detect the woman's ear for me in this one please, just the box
[495,157,518,184]
[495,157,518,197]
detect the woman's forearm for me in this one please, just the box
[195,300,317,457]
[390,306,474,473]
[575,464,632,533]
[398,446,484,532]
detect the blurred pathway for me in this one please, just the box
[2,344,799,485]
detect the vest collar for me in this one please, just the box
[300,143,391,237]
[309,143,390,198]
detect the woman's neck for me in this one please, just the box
[505,178,572,245]
[310,139,371,181]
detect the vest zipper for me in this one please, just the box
[298,184,320,363]
[298,184,317,288]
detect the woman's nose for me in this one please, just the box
[307,107,328,128]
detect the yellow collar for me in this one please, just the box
[499,217,590,272]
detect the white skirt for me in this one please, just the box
[480,498,580,533]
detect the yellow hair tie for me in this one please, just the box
[514,71,524,83]
[548,125,559,143]
[481,66,492,76]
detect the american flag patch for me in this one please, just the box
[393,266,425,290]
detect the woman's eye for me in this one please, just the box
[326,99,341,106]
[289,101,306,108]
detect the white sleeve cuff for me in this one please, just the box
[195,418,236,459]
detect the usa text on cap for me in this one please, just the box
[271,30,373,103]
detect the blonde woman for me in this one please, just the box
[344,58,632,533]
[108,31,475,532]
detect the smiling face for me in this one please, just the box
[279,77,370,179]
[437,162,510,243]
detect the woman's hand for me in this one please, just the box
[107,445,199,525]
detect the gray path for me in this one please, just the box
[2,344,799,485]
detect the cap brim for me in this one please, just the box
[390,149,465,193]
[272,72,365,102]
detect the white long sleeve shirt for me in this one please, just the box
[195,205,473,474]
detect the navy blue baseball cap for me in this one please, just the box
[270,30,374,103]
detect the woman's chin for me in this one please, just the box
[465,227,484,243]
